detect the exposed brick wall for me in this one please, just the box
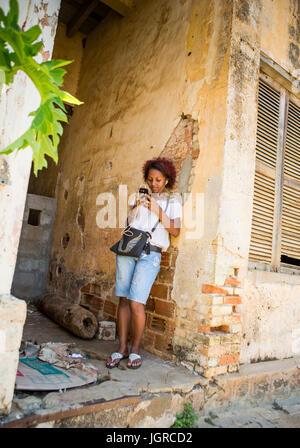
[46,116,244,379]
[173,272,242,378]
[47,117,245,379]
[139,116,200,360]
[161,114,200,191]
[79,281,117,322]
[142,246,178,360]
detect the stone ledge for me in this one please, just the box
[0,295,27,416]
[1,356,300,428]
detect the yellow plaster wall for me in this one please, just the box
[52,22,84,98]
[261,0,299,78]
[45,0,300,364]
[50,0,232,289]
[172,0,233,312]
[28,21,84,198]
[240,0,300,363]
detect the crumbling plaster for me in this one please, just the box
[49,0,200,284]
[215,0,300,363]
[261,0,300,80]
[240,0,300,363]
[0,0,61,295]
[39,0,300,364]
[0,0,61,416]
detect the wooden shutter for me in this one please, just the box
[281,100,300,261]
[249,80,280,263]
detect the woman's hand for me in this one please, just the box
[144,194,161,216]
[144,194,180,237]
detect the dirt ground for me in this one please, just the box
[1,304,300,428]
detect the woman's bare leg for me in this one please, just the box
[127,300,145,368]
[117,297,131,352]
[106,297,130,367]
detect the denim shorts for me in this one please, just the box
[115,251,161,304]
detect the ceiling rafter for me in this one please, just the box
[64,0,132,37]
[99,0,131,17]
[67,0,100,37]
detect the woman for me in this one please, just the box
[106,157,182,369]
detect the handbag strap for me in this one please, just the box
[125,194,170,233]
[150,194,170,233]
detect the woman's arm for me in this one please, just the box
[145,194,181,237]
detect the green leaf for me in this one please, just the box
[40,133,58,164]
[21,25,41,44]
[0,1,83,175]
[0,48,11,70]
[52,119,63,136]
[24,40,43,57]
[49,67,66,87]
[0,8,6,25]
[41,59,73,71]
[52,96,67,112]
[60,90,84,105]
[0,128,30,155]
[30,102,53,131]
[5,70,14,85]
[53,107,68,123]
[32,143,48,176]
[0,28,24,64]
[7,0,18,26]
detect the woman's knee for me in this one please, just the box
[129,300,145,314]
[119,296,130,307]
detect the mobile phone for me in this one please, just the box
[139,188,149,195]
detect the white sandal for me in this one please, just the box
[128,353,142,369]
[106,352,128,369]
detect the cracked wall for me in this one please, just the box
[239,0,300,364]
[42,0,240,376]
[0,0,61,416]
[27,0,300,374]
[0,0,61,295]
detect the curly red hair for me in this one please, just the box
[142,157,177,189]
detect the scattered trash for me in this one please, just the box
[19,341,40,358]
[16,342,98,391]
[38,342,92,370]
[15,357,97,391]
[97,321,116,341]
[68,353,84,359]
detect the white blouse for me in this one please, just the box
[128,192,182,251]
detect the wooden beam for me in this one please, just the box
[261,53,300,100]
[67,0,99,37]
[1,395,141,428]
[271,89,288,271]
[99,0,131,16]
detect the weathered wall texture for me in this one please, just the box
[44,0,245,377]
[261,0,300,79]
[239,0,300,364]
[47,0,197,294]
[36,0,300,374]
[12,194,57,300]
[0,0,61,294]
[27,20,84,198]
[0,0,61,415]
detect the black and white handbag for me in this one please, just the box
[110,196,169,257]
